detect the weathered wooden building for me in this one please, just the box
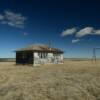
[15,44,64,66]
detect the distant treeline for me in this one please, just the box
[0,58,16,62]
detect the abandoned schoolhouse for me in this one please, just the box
[15,44,64,66]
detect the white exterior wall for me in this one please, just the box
[60,54,64,60]
[34,52,40,66]
[33,52,64,66]
[34,52,39,58]
[47,53,53,58]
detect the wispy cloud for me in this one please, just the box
[61,28,77,37]
[76,27,93,38]
[61,27,100,43]
[72,39,80,43]
[0,15,4,20]
[23,32,29,36]
[95,30,100,35]
[0,10,27,28]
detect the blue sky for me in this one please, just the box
[0,0,100,58]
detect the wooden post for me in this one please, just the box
[92,47,100,64]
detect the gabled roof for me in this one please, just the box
[15,44,63,53]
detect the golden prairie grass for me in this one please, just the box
[0,60,100,100]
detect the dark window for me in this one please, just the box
[22,53,27,59]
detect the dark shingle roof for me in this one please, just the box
[16,44,63,53]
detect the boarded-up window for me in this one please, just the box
[38,53,47,58]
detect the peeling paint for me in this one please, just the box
[34,52,63,65]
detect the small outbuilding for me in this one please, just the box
[15,44,64,66]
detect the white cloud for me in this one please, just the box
[0,15,4,20]
[61,28,77,37]
[95,30,100,35]
[61,27,100,38]
[75,27,93,38]
[0,10,27,28]
[23,32,29,36]
[61,27,100,43]
[72,39,80,43]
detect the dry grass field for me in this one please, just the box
[0,60,100,100]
